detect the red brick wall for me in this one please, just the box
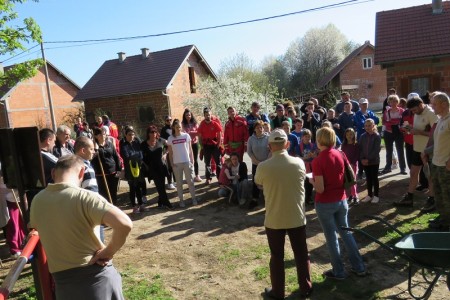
[0,65,81,129]
[167,52,213,120]
[340,47,387,109]
[385,56,450,98]
[84,91,168,138]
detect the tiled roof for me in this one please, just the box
[74,45,215,101]
[318,41,373,87]
[375,1,450,64]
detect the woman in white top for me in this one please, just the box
[167,119,198,207]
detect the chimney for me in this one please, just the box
[141,48,149,59]
[432,0,443,14]
[117,52,126,63]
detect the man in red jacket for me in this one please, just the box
[224,106,248,162]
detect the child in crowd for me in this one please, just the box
[263,122,271,133]
[322,121,342,148]
[341,128,359,205]
[218,157,234,203]
[325,109,341,138]
[218,153,248,205]
[291,118,304,142]
[359,119,381,203]
[338,102,355,140]
[282,120,300,157]
[299,129,318,204]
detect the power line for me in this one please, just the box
[1,44,40,63]
[46,0,373,44]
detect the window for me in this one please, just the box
[138,106,155,123]
[410,77,430,96]
[362,57,373,69]
[188,67,196,93]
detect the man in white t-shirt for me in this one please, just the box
[395,95,438,207]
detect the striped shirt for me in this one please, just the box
[82,160,98,193]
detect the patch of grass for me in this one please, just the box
[383,213,439,242]
[122,273,174,300]
[218,243,241,262]
[252,265,269,281]
[249,244,270,260]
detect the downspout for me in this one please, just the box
[0,98,10,128]
[162,89,171,117]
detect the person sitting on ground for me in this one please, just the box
[227,152,248,206]
[309,127,367,280]
[341,128,359,205]
[218,157,234,203]
[30,155,132,300]
[359,119,381,204]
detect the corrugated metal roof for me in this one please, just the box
[375,1,450,64]
[74,45,215,101]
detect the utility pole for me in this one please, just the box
[40,41,57,131]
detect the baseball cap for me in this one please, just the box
[359,98,369,104]
[407,92,420,101]
[268,129,287,143]
[276,104,284,111]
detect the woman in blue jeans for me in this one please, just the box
[309,127,366,279]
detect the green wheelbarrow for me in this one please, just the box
[342,215,450,300]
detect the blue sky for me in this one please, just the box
[6,0,429,87]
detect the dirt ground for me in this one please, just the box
[110,172,448,300]
[1,171,449,299]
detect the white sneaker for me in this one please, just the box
[10,252,21,259]
[361,196,372,203]
[179,200,186,208]
[193,176,202,182]
[166,183,176,190]
[371,196,380,203]
[142,196,148,204]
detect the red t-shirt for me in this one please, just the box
[312,148,347,203]
[198,120,222,145]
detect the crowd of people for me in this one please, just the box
[2,89,448,299]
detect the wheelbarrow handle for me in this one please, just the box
[364,215,405,237]
[341,226,398,255]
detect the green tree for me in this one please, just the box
[284,23,358,95]
[183,75,278,122]
[0,0,43,92]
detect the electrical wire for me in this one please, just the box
[1,44,40,63]
[46,0,373,44]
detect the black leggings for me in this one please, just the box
[363,164,379,197]
[128,179,143,207]
[192,142,199,176]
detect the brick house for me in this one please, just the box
[318,41,387,110]
[0,62,81,129]
[375,0,450,98]
[74,45,217,135]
